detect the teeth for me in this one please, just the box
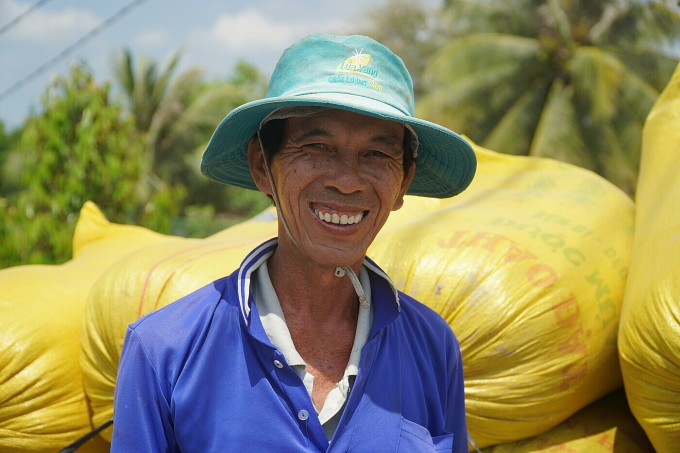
[315,209,364,225]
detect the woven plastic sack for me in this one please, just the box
[368,144,635,449]
[81,143,633,446]
[618,64,680,453]
[80,209,279,440]
[481,390,654,453]
[0,202,166,452]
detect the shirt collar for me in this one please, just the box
[237,238,399,325]
[252,259,306,367]
[252,260,374,373]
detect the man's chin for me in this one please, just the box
[301,242,367,270]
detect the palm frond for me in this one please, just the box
[420,33,542,134]
[616,67,660,124]
[112,49,135,103]
[591,0,680,46]
[586,121,638,194]
[443,0,545,37]
[152,52,181,108]
[568,46,623,122]
[529,80,594,169]
[484,83,549,155]
[539,0,572,42]
[147,70,205,161]
[613,46,679,91]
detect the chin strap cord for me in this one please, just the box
[257,134,302,252]
[342,265,370,309]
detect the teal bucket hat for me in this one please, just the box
[201,33,476,198]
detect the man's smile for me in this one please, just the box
[311,203,367,226]
[314,209,365,225]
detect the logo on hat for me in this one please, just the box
[336,49,378,79]
[329,49,383,92]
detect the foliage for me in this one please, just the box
[3,1,676,266]
[353,0,445,96]
[0,121,22,194]
[419,0,680,195]
[170,203,264,238]
[111,51,270,219]
[1,62,181,267]
[0,51,272,267]
[0,121,20,167]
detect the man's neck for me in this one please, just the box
[266,248,361,327]
[266,247,363,407]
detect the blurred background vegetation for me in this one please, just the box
[1,0,678,268]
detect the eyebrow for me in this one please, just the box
[288,128,332,143]
[289,127,403,147]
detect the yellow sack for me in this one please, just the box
[81,144,633,447]
[481,390,653,452]
[0,202,165,452]
[618,64,680,453]
[80,209,279,440]
[369,144,635,449]
[80,200,449,441]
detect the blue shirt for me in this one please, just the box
[111,239,467,452]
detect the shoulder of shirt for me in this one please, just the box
[121,272,243,383]
[394,290,456,338]
[129,272,239,337]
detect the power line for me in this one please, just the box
[0,0,52,37]
[0,0,149,104]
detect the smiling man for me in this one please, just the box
[111,34,476,452]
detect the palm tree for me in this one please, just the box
[418,0,680,194]
[112,50,268,214]
[354,0,447,97]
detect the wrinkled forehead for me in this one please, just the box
[260,107,419,156]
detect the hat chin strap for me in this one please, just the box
[257,135,369,310]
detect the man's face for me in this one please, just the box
[250,109,415,270]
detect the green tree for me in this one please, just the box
[178,62,270,214]
[112,50,270,224]
[0,120,22,195]
[418,0,680,194]
[354,0,446,97]
[1,62,179,267]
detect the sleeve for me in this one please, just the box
[447,333,468,453]
[110,327,176,453]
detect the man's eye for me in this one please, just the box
[367,150,391,158]
[302,143,329,151]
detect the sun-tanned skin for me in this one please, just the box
[247,109,415,410]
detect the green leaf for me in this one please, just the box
[529,80,594,169]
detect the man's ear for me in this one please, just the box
[392,162,416,211]
[247,137,273,196]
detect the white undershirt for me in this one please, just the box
[251,260,373,440]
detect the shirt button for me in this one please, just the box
[273,359,283,368]
[298,409,309,421]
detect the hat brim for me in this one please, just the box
[201,92,476,198]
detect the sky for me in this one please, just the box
[0,0,440,130]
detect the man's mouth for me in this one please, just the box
[313,207,365,225]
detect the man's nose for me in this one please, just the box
[325,152,365,194]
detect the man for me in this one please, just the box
[111,34,476,452]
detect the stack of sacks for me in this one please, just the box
[618,63,680,453]
[480,390,654,452]
[79,200,450,440]
[80,208,280,440]
[81,140,634,448]
[368,143,635,449]
[0,202,167,452]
